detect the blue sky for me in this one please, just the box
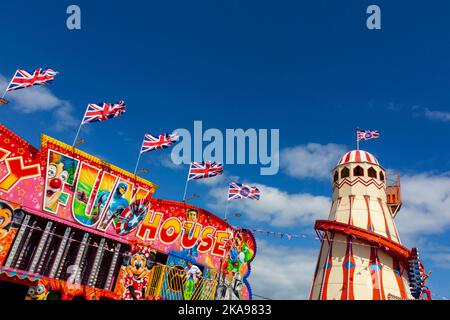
[1,0,450,299]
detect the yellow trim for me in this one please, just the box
[40,134,158,191]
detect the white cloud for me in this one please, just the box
[423,108,450,123]
[395,172,450,244]
[51,101,79,132]
[195,173,240,186]
[0,74,78,131]
[250,240,318,299]
[281,143,347,180]
[146,151,185,171]
[209,182,330,227]
[428,253,450,270]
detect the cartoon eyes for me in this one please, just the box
[27,287,36,296]
[36,285,45,295]
[134,260,143,269]
[60,171,69,183]
[47,165,57,178]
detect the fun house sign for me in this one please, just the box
[0,125,236,269]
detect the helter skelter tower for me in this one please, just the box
[309,150,415,300]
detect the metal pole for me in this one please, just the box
[72,122,83,146]
[356,128,360,150]
[224,200,230,220]
[182,164,191,201]
[133,152,142,176]
[182,179,189,202]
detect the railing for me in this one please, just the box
[386,174,402,217]
[147,264,218,300]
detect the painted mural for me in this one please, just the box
[40,134,157,241]
[0,125,42,265]
[0,124,257,300]
[217,228,256,300]
[0,200,20,266]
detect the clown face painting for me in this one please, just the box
[45,162,69,211]
[44,151,77,213]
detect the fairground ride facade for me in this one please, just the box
[309,150,431,300]
[0,124,256,300]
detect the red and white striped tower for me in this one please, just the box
[309,150,413,300]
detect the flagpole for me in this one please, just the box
[224,200,230,220]
[72,122,83,146]
[73,105,89,146]
[133,136,145,176]
[356,128,360,150]
[182,174,190,202]
[133,152,143,176]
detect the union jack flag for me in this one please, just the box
[6,68,58,92]
[228,182,261,200]
[357,128,380,141]
[188,161,223,180]
[140,133,178,154]
[81,101,126,125]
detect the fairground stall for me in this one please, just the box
[0,124,256,300]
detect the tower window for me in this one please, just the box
[380,171,385,182]
[333,171,339,182]
[368,167,377,178]
[353,165,364,177]
[341,167,350,178]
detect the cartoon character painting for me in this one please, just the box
[182,208,199,258]
[115,198,150,236]
[0,201,13,241]
[98,182,130,229]
[183,260,202,300]
[44,153,76,213]
[227,231,254,276]
[218,230,255,300]
[25,283,49,300]
[0,201,24,265]
[121,246,156,300]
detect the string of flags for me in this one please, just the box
[245,228,313,240]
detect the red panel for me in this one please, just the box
[320,235,334,300]
[365,152,373,163]
[377,198,392,241]
[314,220,410,262]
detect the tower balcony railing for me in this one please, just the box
[386,173,402,218]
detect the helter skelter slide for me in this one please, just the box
[309,150,431,300]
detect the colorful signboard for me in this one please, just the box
[0,124,257,300]
[40,134,157,241]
